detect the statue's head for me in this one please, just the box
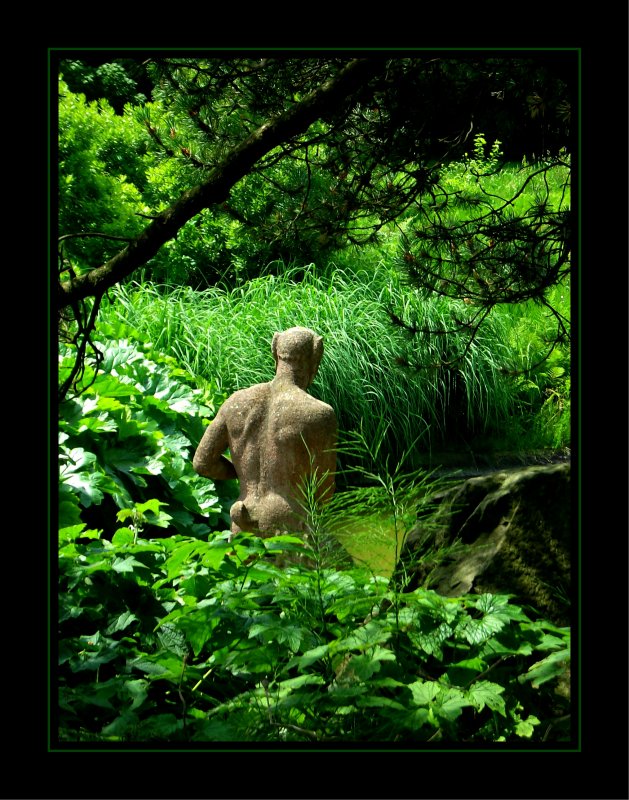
[271,327,324,387]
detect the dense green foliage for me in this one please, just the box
[59,527,571,744]
[59,328,236,538]
[56,332,571,745]
[55,53,574,748]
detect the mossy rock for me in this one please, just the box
[395,463,571,625]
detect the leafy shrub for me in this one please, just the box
[59,324,235,538]
[57,527,571,744]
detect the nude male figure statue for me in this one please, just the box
[193,327,337,539]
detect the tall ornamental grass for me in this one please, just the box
[100,263,540,471]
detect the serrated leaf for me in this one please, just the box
[201,543,229,570]
[156,622,190,657]
[408,621,453,657]
[445,656,487,687]
[59,523,87,543]
[59,496,83,528]
[291,643,330,669]
[102,440,151,475]
[59,446,97,473]
[337,620,392,652]
[466,680,506,715]
[90,373,143,398]
[105,611,138,634]
[112,555,148,573]
[129,659,170,677]
[408,680,440,706]
[125,679,149,711]
[457,613,506,644]
[514,715,541,737]
[435,688,472,721]
[164,540,208,578]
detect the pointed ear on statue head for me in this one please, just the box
[271,332,280,363]
[312,335,324,371]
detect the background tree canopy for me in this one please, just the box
[57,51,573,300]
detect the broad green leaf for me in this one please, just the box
[536,632,570,651]
[408,621,453,657]
[72,680,119,710]
[457,613,506,645]
[276,674,325,691]
[156,622,190,657]
[403,707,431,729]
[164,540,208,578]
[94,395,125,412]
[341,654,381,682]
[129,659,170,677]
[105,611,138,634]
[125,678,149,711]
[60,446,97,473]
[356,695,406,710]
[112,527,135,545]
[89,374,143,398]
[201,543,230,570]
[180,574,212,599]
[445,656,487,687]
[59,524,87,543]
[174,613,218,657]
[435,688,473,721]
[337,620,392,652]
[61,470,106,507]
[112,555,149,573]
[101,709,138,737]
[518,649,570,688]
[71,646,120,673]
[514,715,541,738]
[102,440,152,475]
[408,680,440,706]
[291,643,330,669]
[466,680,506,715]
[135,499,166,516]
[79,414,119,433]
[192,719,241,742]
[137,713,183,739]
[58,496,84,527]
[481,627,534,657]
[326,684,369,702]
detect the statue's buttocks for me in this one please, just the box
[193,327,337,538]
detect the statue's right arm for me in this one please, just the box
[192,405,238,481]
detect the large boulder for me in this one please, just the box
[395,462,571,625]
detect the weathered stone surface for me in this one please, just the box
[395,463,571,625]
[193,327,338,541]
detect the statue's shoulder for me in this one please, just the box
[302,393,336,421]
[224,382,271,406]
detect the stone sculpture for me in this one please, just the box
[193,326,338,539]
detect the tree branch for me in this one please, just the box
[58,58,385,310]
